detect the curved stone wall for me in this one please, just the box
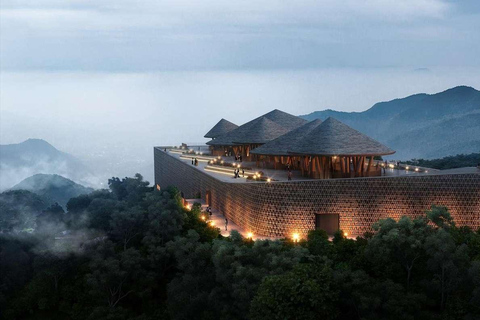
[154,148,480,238]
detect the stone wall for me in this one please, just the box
[154,148,480,238]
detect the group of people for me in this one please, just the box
[205,206,229,231]
[233,168,245,178]
[191,157,198,166]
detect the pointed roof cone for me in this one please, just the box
[261,109,308,131]
[208,116,289,146]
[207,109,307,146]
[204,118,238,139]
[288,117,395,156]
[251,119,323,155]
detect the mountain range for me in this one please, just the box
[10,174,94,208]
[301,86,480,160]
[0,139,93,191]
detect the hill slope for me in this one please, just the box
[10,174,94,207]
[0,190,48,232]
[301,86,480,159]
[0,139,92,190]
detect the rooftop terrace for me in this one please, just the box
[155,146,480,184]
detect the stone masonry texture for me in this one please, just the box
[154,148,480,238]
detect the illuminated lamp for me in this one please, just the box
[267,178,271,182]
[292,233,299,242]
[247,232,253,239]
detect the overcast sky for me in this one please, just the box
[1,0,480,71]
[1,0,480,186]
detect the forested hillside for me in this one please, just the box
[1,175,479,319]
[11,174,94,208]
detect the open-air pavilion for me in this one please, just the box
[286,117,395,178]
[204,110,395,179]
[206,109,307,160]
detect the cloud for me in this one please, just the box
[0,0,478,71]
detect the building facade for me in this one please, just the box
[154,148,480,238]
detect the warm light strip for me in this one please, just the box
[204,168,237,176]
[205,165,256,175]
[179,155,217,161]
[180,156,210,163]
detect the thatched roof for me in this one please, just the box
[288,117,395,156]
[207,109,307,146]
[251,119,323,155]
[204,119,238,139]
[261,109,308,131]
[207,117,289,146]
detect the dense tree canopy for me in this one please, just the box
[1,174,479,320]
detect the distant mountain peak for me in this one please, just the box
[300,86,480,160]
[11,173,94,207]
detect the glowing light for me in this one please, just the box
[247,232,253,239]
[221,161,224,164]
[415,168,419,172]
[406,166,410,170]
[185,204,191,210]
[267,178,271,183]
[333,156,337,160]
[344,232,348,237]
[292,233,299,242]
[389,164,394,168]
[201,216,206,221]
[233,163,236,166]
[218,156,221,159]
[425,170,428,173]
[210,221,215,226]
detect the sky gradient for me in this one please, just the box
[1,0,480,186]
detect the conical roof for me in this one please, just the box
[204,118,238,139]
[206,109,307,146]
[251,119,323,155]
[288,117,395,156]
[207,117,289,146]
[261,109,308,131]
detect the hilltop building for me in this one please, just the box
[154,109,480,238]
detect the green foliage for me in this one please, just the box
[250,262,338,320]
[1,178,480,320]
[0,190,47,232]
[427,205,455,229]
[405,153,480,170]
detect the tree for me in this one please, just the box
[109,206,145,251]
[209,235,308,319]
[108,174,150,204]
[306,229,331,257]
[427,205,455,229]
[366,217,430,290]
[86,242,147,310]
[424,228,470,310]
[250,262,338,320]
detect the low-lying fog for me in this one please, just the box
[1,67,480,189]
